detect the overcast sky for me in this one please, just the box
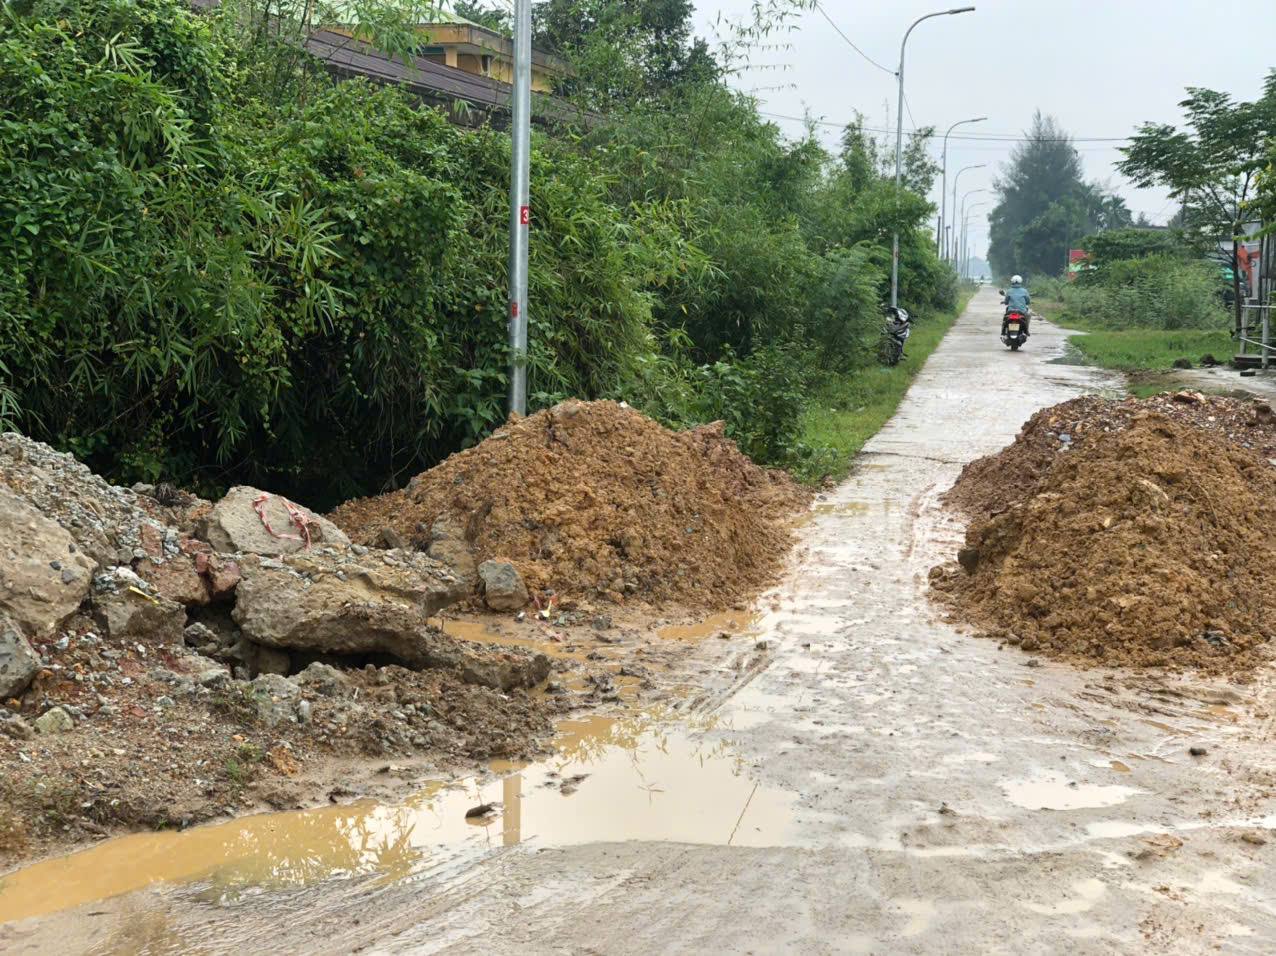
[692,0,1276,260]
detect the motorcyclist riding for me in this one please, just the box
[1002,275,1030,336]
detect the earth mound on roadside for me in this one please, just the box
[329,400,808,608]
[945,391,1276,521]
[933,412,1276,673]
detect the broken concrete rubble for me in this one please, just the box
[91,568,186,646]
[201,486,350,556]
[0,485,96,638]
[461,653,551,692]
[427,516,477,591]
[0,432,175,567]
[247,673,302,727]
[0,612,40,698]
[232,549,467,664]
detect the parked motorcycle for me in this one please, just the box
[879,306,912,366]
[998,290,1028,351]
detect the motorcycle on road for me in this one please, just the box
[998,290,1028,352]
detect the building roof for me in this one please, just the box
[305,29,590,127]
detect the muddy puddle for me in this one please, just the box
[0,707,796,924]
[656,609,760,642]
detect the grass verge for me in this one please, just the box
[1036,298,1233,374]
[798,291,974,483]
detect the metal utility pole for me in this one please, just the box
[891,6,975,309]
[960,201,988,279]
[937,116,987,255]
[506,0,532,417]
[949,164,985,261]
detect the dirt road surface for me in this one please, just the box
[5,288,1276,954]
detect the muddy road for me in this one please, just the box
[5,287,1276,954]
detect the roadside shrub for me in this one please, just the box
[690,344,813,466]
[1061,256,1227,330]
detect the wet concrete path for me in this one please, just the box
[6,289,1276,954]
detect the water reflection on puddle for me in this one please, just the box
[0,709,796,924]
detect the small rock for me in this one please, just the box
[0,614,41,698]
[297,700,313,724]
[478,560,529,612]
[155,695,175,709]
[1189,746,1208,757]
[0,713,33,740]
[1241,832,1267,846]
[376,527,409,551]
[294,662,349,696]
[34,706,74,735]
[957,547,980,574]
[1019,636,1040,652]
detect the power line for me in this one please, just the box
[812,1,896,76]
[902,91,918,130]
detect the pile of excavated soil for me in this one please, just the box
[946,392,1276,520]
[330,401,808,608]
[933,412,1276,674]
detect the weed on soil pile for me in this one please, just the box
[934,405,1276,674]
[331,401,807,608]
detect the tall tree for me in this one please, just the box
[1118,73,1276,332]
[534,0,717,103]
[988,111,1128,278]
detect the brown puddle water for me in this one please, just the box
[656,610,760,642]
[0,708,796,924]
[429,616,583,660]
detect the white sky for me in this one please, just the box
[693,0,1276,260]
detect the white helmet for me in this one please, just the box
[1011,274,1023,284]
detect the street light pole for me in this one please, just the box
[891,5,975,310]
[506,0,532,417]
[949,163,985,261]
[937,116,987,254]
[960,201,988,279]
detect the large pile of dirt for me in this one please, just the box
[330,401,808,608]
[946,392,1276,520]
[933,412,1276,673]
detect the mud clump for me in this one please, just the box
[934,413,1276,673]
[329,401,808,608]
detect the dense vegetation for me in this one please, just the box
[1035,230,1228,332]
[0,0,955,504]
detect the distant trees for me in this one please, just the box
[988,112,1131,279]
[1118,72,1276,332]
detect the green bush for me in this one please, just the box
[1060,256,1227,330]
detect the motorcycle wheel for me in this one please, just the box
[1010,342,1020,351]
